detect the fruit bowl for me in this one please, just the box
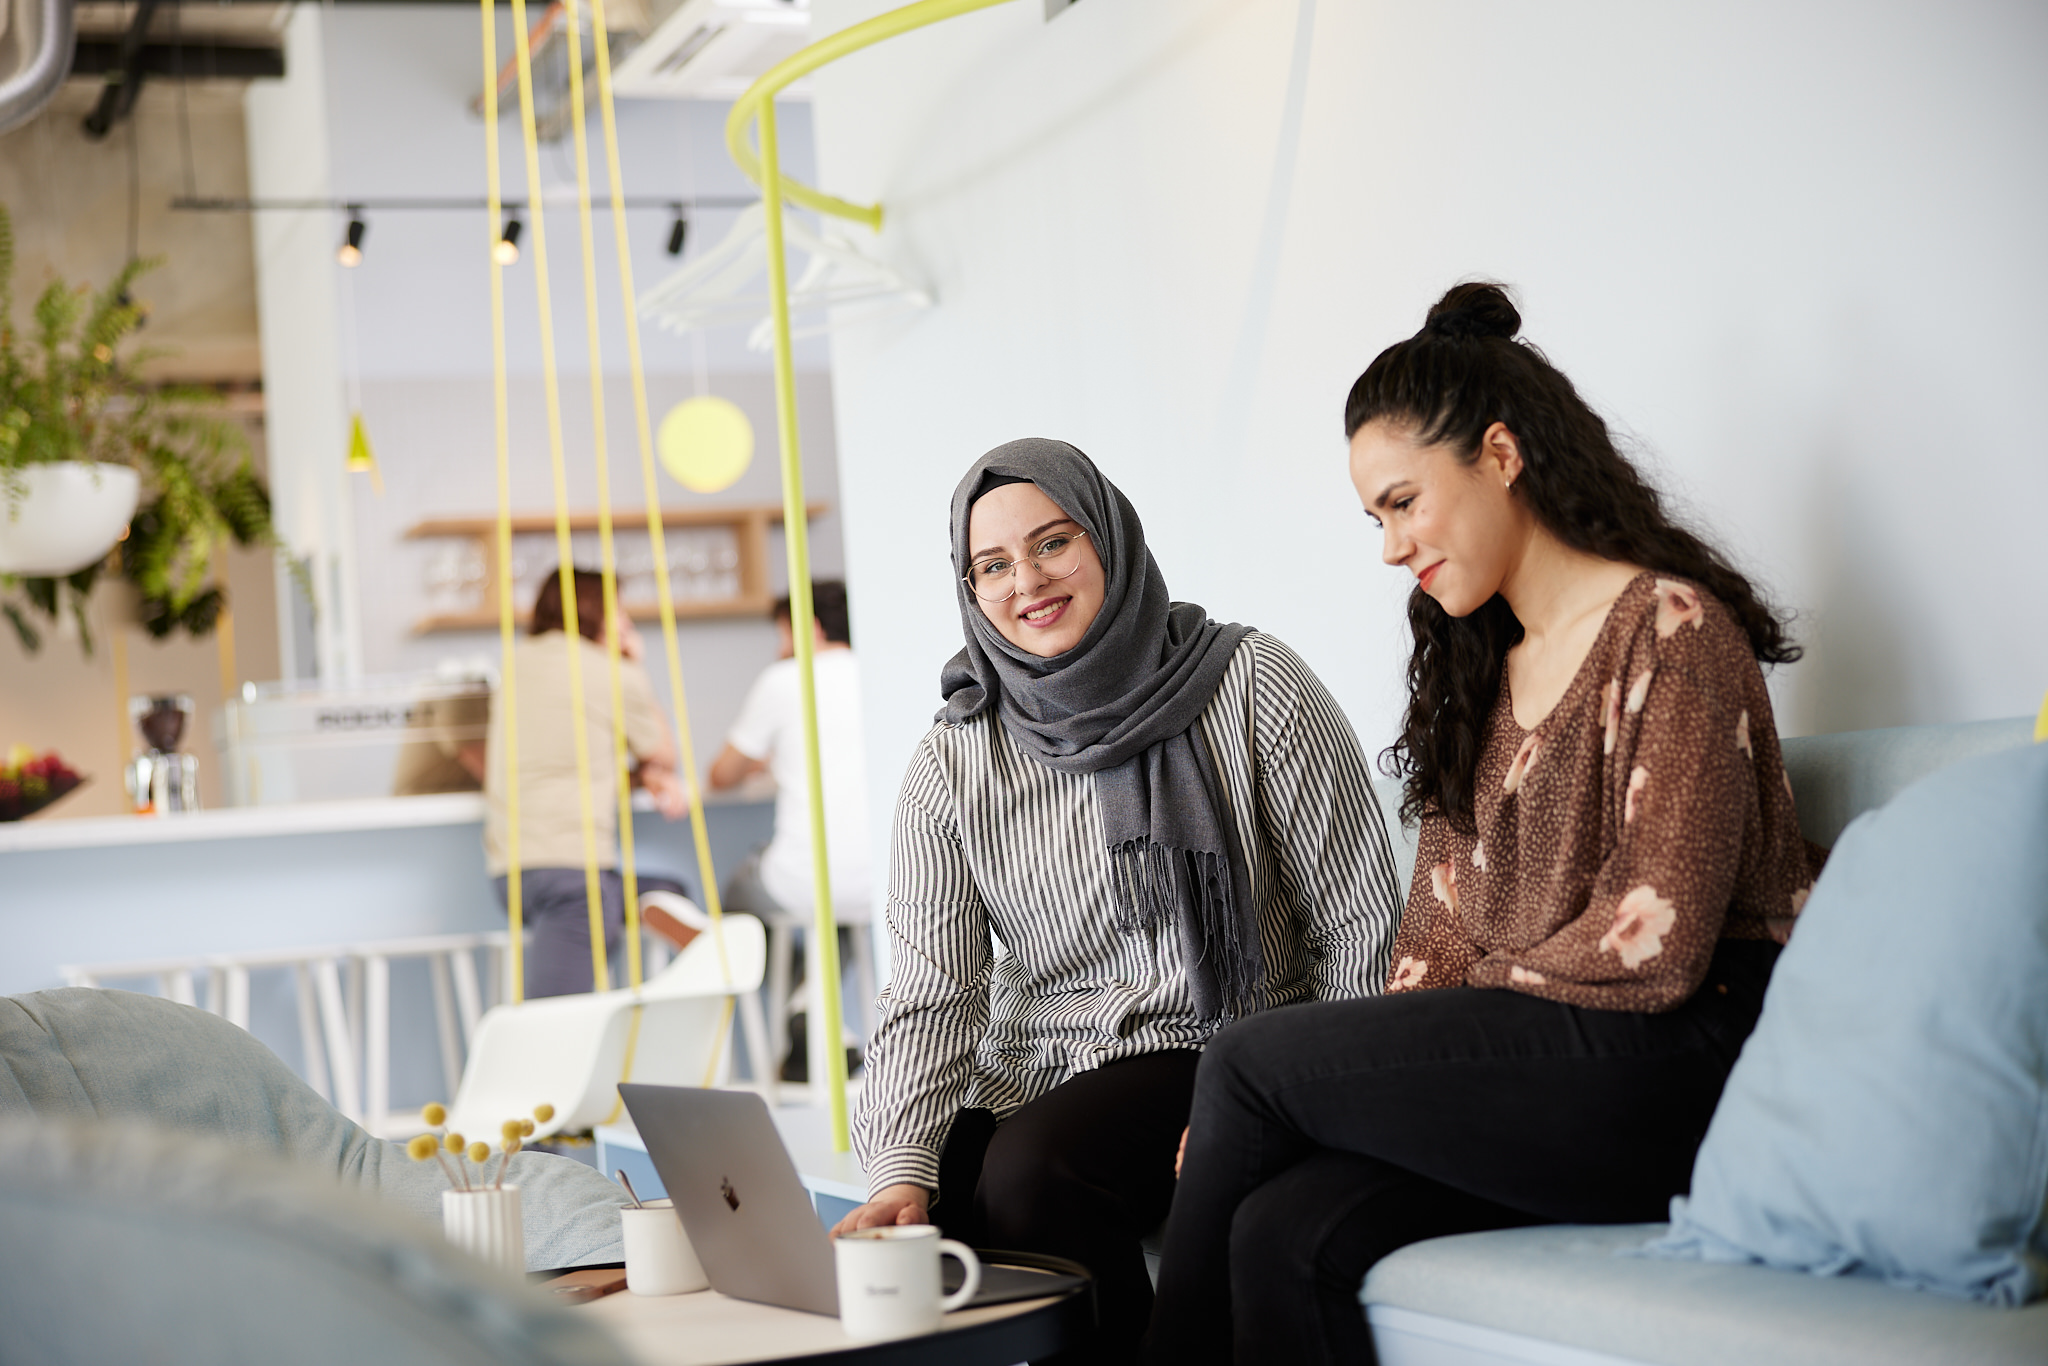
[0,746,85,821]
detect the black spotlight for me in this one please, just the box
[494,217,523,265]
[337,210,367,268]
[665,208,688,257]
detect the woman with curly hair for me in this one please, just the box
[1146,283,1825,1365]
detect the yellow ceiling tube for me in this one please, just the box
[724,0,1019,231]
[725,0,1020,1152]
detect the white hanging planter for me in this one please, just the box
[0,462,141,577]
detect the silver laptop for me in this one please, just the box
[619,1084,1091,1318]
[619,1083,840,1315]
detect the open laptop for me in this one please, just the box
[618,1083,1088,1317]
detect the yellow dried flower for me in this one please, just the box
[406,1134,438,1161]
[533,1103,555,1123]
[520,1119,535,1137]
[467,1141,490,1164]
[504,1136,522,1156]
[445,1132,465,1153]
[501,1120,524,1143]
[421,1103,447,1127]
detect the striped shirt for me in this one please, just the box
[854,631,1404,1198]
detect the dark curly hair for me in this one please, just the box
[1345,282,1801,833]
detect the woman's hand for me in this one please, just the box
[636,763,690,819]
[829,1184,932,1238]
[613,616,646,662]
[1175,1125,1189,1178]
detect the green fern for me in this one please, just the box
[0,202,297,656]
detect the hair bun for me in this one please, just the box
[1423,282,1520,340]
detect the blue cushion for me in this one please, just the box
[1645,741,2048,1305]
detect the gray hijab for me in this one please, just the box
[938,438,1262,1021]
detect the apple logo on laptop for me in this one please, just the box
[720,1176,740,1212]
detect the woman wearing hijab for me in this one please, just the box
[830,439,1404,1362]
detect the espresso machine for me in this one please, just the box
[126,694,201,814]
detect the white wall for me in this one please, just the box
[247,5,361,682]
[810,0,2048,872]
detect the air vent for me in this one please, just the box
[610,0,812,101]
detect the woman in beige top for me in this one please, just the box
[1147,284,1824,1365]
[484,568,687,997]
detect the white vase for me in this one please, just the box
[442,1185,524,1272]
[0,462,141,577]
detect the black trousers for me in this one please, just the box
[932,1049,1201,1366]
[1146,939,1780,1366]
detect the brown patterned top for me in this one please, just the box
[1385,573,1824,1012]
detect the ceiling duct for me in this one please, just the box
[0,0,77,135]
[609,0,811,102]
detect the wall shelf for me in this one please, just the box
[403,504,826,636]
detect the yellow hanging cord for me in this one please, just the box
[559,0,644,994]
[588,0,739,1110]
[585,0,734,971]
[509,0,609,994]
[481,0,525,1001]
[756,98,849,1144]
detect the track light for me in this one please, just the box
[665,208,688,257]
[337,210,367,268]
[494,217,523,266]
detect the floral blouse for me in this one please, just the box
[1386,574,1824,1012]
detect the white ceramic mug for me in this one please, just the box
[621,1199,710,1295]
[833,1225,981,1342]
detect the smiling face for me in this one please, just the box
[964,481,1107,658]
[1348,419,1531,618]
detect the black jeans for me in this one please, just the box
[933,1049,1201,1366]
[1146,939,1780,1366]
[493,868,624,998]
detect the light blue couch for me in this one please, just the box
[0,1119,635,1366]
[1360,716,2048,1366]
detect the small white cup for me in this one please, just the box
[833,1225,981,1342]
[621,1199,709,1295]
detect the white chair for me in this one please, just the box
[443,914,769,1142]
[763,907,878,1089]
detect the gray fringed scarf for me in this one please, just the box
[937,439,1262,1022]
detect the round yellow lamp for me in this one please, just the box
[657,396,753,494]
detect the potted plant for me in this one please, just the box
[0,203,293,654]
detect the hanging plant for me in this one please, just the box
[0,202,301,655]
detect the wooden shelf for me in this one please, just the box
[403,503,827,636]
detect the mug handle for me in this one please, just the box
[937,1239,981,1312]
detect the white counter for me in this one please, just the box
[0,793,487,854]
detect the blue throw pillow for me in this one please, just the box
[1645,740,2048,1305]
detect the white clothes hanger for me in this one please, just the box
[637,202,932,350]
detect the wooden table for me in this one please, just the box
[577,1275,1091,1366]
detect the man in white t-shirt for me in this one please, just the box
[709,581,871,1075]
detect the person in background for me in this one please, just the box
[1145,283,1824,1365]
[390,679,490,796]
[706,580,872,1078]
[485,567,689,999]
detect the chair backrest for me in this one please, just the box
[0,1119,633,1366]
[446,915,769,1138]
[1369,716,2035,900]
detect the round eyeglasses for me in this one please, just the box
[963,529,1091,603]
